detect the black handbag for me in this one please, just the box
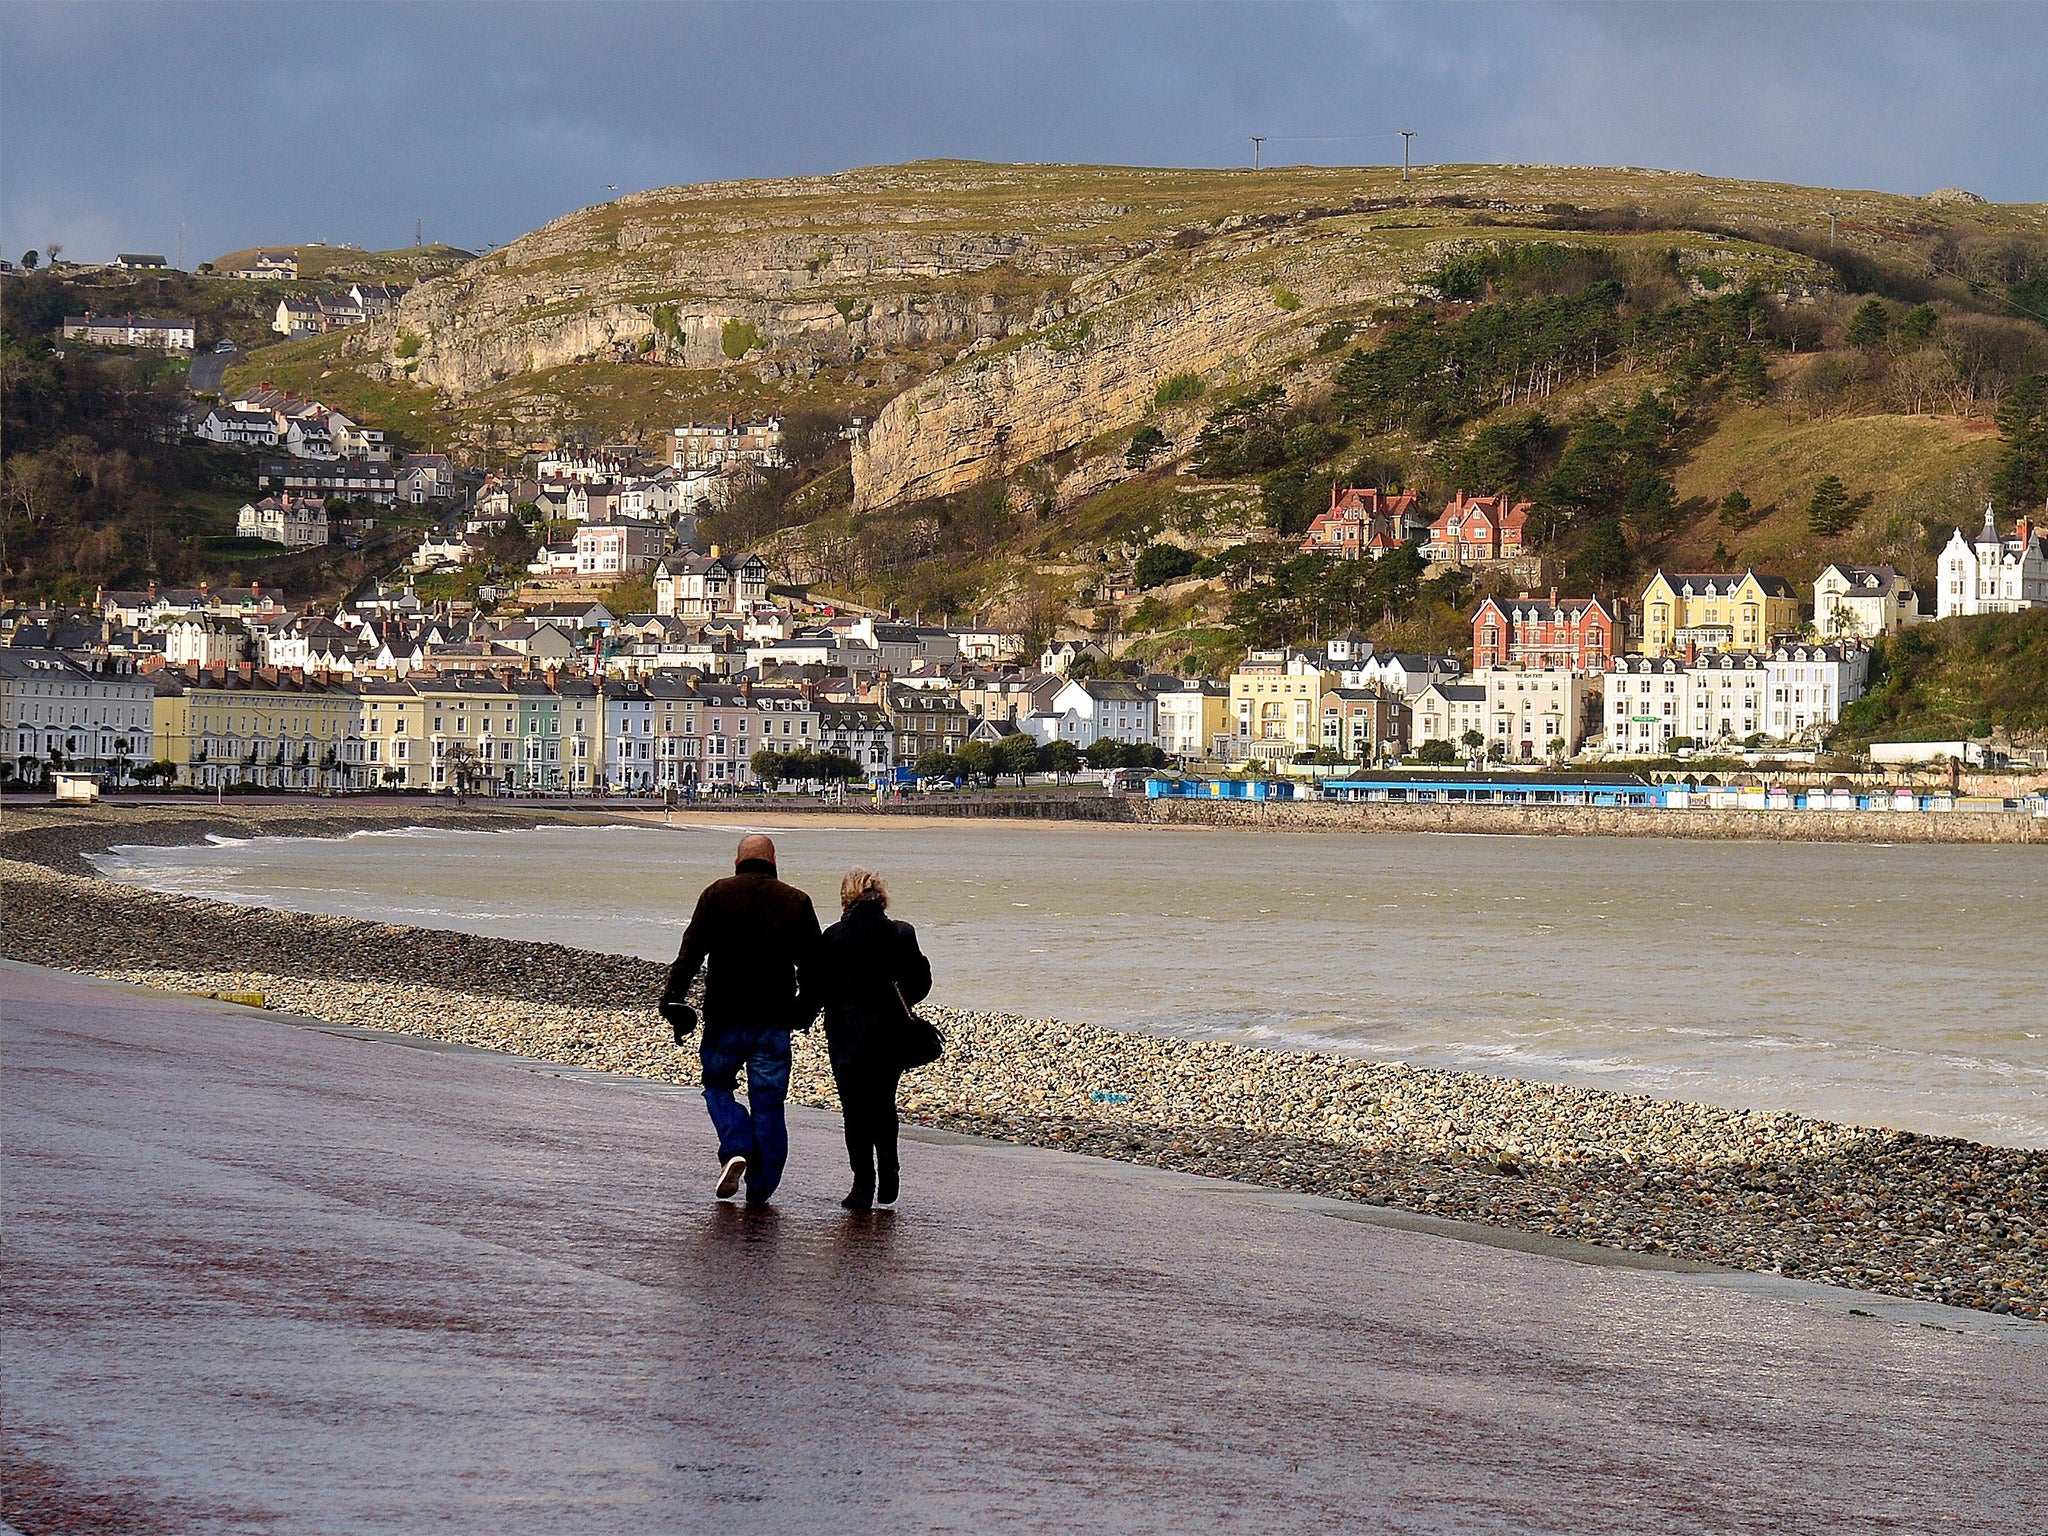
[890,980,945,1071]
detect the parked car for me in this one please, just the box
[215,340,236,353]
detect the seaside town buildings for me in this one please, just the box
[1639,570,1802,657]
[151,665,366,791]
[1937,508,2048,618]
[61,314,196,350]
[671,418,787,471]
[1,651,157,782]
[1299,486,1422,560]
[1470,592,1621,673]
[237,494,331,548]
[6,463,1985,795]
[1424,491,1530,564]
[1813,564,1920,638]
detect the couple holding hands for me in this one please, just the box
[661,834,936,1211]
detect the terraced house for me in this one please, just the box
[884,683,969,767]
[152,664,365,790]
[1639,570,1800,657]
[817,703,893,776]
[1604,651,1769,752]
[1,651,156,784]
[606,674,696,792]
[1228,648,1338,761]
[412,675,522,791]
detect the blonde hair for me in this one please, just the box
[841,867,888,911]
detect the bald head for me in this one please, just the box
[736,833,776,869]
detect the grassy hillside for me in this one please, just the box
[1664,403,2001,590]
[200,162,2048,689]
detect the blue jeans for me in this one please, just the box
[699,1027,792,1199]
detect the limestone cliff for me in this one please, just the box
[257,160,2025,506]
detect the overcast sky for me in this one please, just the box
[4,0,2042,266]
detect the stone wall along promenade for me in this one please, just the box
[3,804,2041,1323]
[1130,798,2048,842]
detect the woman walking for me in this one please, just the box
[815,868,932,1210]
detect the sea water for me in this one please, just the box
[92,819,2048,1148]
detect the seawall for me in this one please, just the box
[1124,798,2048,843]
[753,793,2048,843]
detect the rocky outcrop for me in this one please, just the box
[850,234,1420,511]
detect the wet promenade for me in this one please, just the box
[4,962,2042,1534]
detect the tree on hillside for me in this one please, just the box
[1569,515,1630,586]
[1126,424,1167,469]
[1718,490,1757,530]
[1621,471,1680,539]
[1991,373,2048,512]
[1134,543,1198,589]
[1732,348,1771,405]
[1845,299,1891,350]
[1899,304,1940,346]
[19,251,37,270]
[1806,475,1856,536]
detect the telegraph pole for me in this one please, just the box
[1824,208,1841,248]
[1400,130,1416,182]
[1250,136,1264,171]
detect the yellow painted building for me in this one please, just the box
[151,665,365,789]
[413,674,523,792]
[357,678,431,788]
[1639,570,1801,657]
[1228,650,1338,761]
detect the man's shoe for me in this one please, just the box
[876,1171,899,1210]
[841,1181,874,1211]
[714,1156,747,1200]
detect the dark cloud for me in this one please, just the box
[3,1,2040,265]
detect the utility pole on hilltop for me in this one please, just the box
[1824,208,1841,248]
[176,224,184,271]
[416,217,423,249]
[1250,136,1264,171]
[1400,131,1416,182]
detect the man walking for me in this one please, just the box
[661,833,820,1205]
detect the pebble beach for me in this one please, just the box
[4,802,2042,1322]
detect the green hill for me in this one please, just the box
[1837,611,2048,744]
[210,162,2047,681]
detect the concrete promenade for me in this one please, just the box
[4,964,2043,1534]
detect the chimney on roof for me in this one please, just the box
[1550,586,1558,607]
[148,581,157,600]
[237,661,253,680]
[259,665,278,685]
[185,660,199,681]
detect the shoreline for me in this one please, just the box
[2,801,2042,1322]
[11,788,2045,848]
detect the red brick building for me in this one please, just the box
[1470,590,1623,673]
[1300,486,1421,561]
[1425,491,1530,563]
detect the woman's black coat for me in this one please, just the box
[813,898,932,1077]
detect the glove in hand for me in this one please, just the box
[659,999,698,1044]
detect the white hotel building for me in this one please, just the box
[1604,643,1869,751]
